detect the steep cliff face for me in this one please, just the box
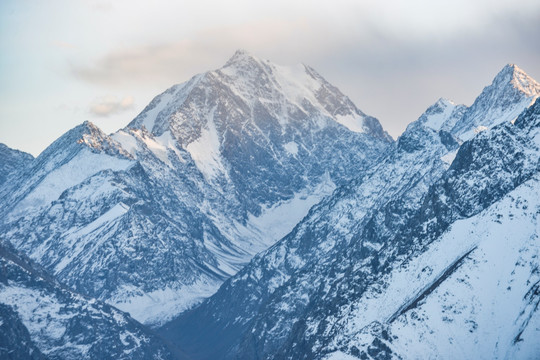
[0,51,391,327]
[161,66,540,360]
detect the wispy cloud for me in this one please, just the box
[89,95,134,117]
[69,19,340,88]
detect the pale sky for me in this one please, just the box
[1,0,539,156]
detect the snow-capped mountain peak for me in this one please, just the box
[1,121,134,221]
[222,48,263,68]
[130,50,391,144]
[417,97,465,132]
[75,120,133,157]
[218,50,388,137]
[497,63,540,96]
[124,51,392,188]
[220,50,319,101]
[396,97,464,155]
[434,97,455,108]
[451,64,540,140]
[35,120,132,163]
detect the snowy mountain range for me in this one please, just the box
[1,51,539,359]
[0,50,390,330]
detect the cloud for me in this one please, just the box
[70,19,327,88]
[70,2,540,89]
[89,95,134,117]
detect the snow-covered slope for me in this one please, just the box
[325,175,540,360]
[161,67,540,360]
[1,50,392,327]
[2,123,242,327]
[319,100,540,359]
[0,242,175,359]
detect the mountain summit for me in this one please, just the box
[451,64,540,140]
[128,50,391,141]
[222,48,262,67]
[124,49,392,213]
[498,63,540,96]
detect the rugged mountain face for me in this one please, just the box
[0,143,34,186]
[159,96,466,360]
[161,66,540,359]
[125,49,391,216]
[0,242,175,360]
[2,122,230,326]
[310,99,540,360]
[0,303,46,360]
[0,50,391,327]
